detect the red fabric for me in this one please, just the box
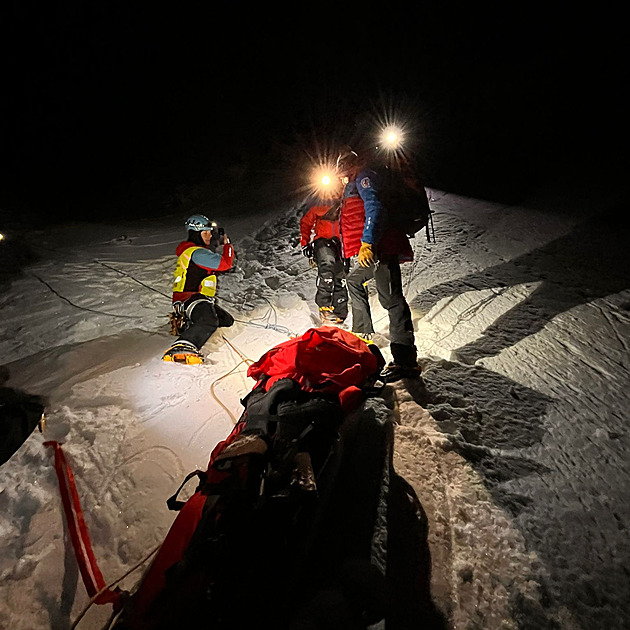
[125,327,382,624]
[247,326,381,399]
[339,196,366,258]
[299,205,341,246]
[175,240,195,257]
[44,441,122,608]
[210,243,234,273]
[129,419,246,622]
[338,385,365,411]
[340,196,413,262]
[129,491,208,623]
[174,240,234,272]
[377,228,414,261]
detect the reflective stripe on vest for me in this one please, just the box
[173,246,217,297]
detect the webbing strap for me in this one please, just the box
[166,469,207,512]
[44,441,122,608]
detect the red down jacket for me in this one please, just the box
[299,205,341,247]
[247,326,380,402]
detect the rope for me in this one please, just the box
[208,336,255,425]
[94,260,172,300]
[70,543,162,629]
[420,286,508,353]
[32,273,138,319]
[236,296,295,336]
[210,360,250,425]
[222,335,253,364]
[231,314,294,337]
[32,264,294,334]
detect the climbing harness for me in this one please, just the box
[168,302,187,336]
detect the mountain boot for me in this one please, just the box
[162,340,204,365]
[319,307,345,326]
[349,331,374,344]
[380,361,422,382]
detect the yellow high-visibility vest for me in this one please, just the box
[172,246,217,297]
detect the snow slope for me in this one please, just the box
[1,181,629,630]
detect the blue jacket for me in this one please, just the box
[342,165,414,261]
[343,168,385,246]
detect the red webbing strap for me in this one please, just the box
[44,441,122,608]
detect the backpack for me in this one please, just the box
[376,166,435,241]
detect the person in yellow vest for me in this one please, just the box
[163,214,235,364]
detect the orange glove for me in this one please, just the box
[358,242,375,267]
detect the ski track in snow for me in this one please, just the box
[1,189,629,629]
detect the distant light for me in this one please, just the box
[0,233,5,242]
[322,175,331,187]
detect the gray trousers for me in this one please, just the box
[346,257,417,367]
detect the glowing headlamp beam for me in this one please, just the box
[380,126,404,150]
[310,166,340,197]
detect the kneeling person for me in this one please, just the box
[163,214,235,364]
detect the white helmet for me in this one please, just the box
[185,214,216,232]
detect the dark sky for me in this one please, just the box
[1,3,626,224]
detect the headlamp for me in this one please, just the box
[310,166,341,198]
[380,126,404,150]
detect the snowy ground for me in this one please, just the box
[1,180,629,630]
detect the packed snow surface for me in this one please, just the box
[1,181,629,629]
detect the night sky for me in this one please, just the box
[1,3,626,225]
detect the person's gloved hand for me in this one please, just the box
[302,243,313,258]
[358,242,374,267]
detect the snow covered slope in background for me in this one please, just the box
[1,182,629,629]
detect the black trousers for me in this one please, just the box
[313,238,348,319]
[346,257,417,367]
[178,296,234,350]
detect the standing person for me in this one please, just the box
[336,146,420,381]
[163,214,235,364]
[300,199,349,324]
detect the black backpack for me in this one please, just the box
[375,166,435,242]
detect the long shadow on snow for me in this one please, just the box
[399,358,620,629]
[404,359,553,516]
[398,360,560,628]
[410,207,630,365]
[305,403,448,630]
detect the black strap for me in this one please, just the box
[166,469,207,511]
